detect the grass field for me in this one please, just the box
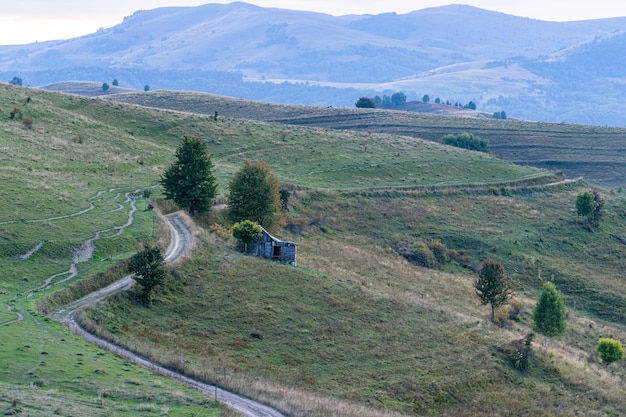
[106,90,626,189]
[80,189,626,415]
[1,83,625,416]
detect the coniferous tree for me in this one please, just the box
[161,137,217,215]
[533,282,567,347]
[474,259,512,322]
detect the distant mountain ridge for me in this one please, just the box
[2,2,626,125]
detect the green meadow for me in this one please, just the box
[1,83,625,416]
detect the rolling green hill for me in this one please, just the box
[1,84,625,416]
[104,89,626,189]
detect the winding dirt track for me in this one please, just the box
[54,212,286,417]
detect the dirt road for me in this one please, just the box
[55,212,286,417]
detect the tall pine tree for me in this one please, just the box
[161,137,217,215]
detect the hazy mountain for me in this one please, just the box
[2,2,626,125]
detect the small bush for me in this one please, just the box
[9,107,22,120]
[395,241,438,268]
[510,333,535,372]
[507,299,525,321]
[428,239,449,264]
[208,223,233,241]
[232,220,262,252]
[22,116,33,129]
[596,338,624,366]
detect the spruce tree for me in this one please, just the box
[533,282,567,347]
[161,137,217,215]
[474,259,512,322]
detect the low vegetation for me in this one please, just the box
[440,131,489,152]
[105,90,626,188]
[1,84,625,416]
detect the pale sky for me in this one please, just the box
[2,1,626,45]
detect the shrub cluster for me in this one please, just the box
[394,239,470,269]
[509,333,535,372]
[440,132,489,152]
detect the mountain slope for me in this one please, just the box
[3,3,626,125]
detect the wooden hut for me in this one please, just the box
[247,227,297,265]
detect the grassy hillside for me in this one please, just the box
[80,185,626,416]
[1,83,625,416]
[105,90,626,189]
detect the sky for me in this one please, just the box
[2,0,626,45]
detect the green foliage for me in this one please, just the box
[112,79,118,86]
[9,76,22,86]
[127,244,166,304]
[280,188,291,211]
[374,93,408,108]
[533,282,567,344]
[591,191,604,225]
[355,97,376,108]
[493,111,507,119]
[228,160,282,230]
[232,220,262,250]
[144,84,150,91]
[440,132,489,152]
[395,239,462,269]
[510,333,535,372]
[428,239,449,265]
[161,136,218,215]
[9,107,23,120]
[102,82,110,92]
[576,191,597,219]
[467,101,477,110]
[394,241,437,268]
[391,91,407,106]
[596,338,624,366]
[576,190,604,228]
[422,94,430,103]
[474,259,512,322]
